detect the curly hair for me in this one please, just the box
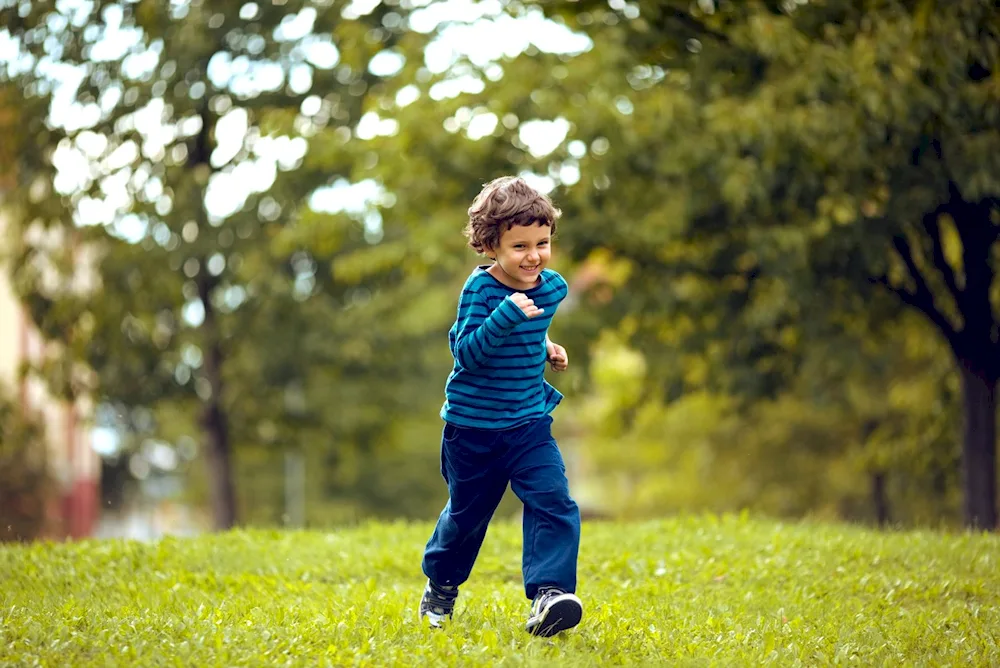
[463,176,561,254]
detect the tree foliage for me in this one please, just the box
[0,0,436,528]
[2,0,997,531]
[490,0,999,527]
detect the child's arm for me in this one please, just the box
[454,292,540,371]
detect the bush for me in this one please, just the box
[0,385,55,542]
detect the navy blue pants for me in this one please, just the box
[421,415,581,600]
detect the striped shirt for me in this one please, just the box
[440,266,570,430]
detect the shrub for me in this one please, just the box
[0,385,55,542]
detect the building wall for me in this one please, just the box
[0,205,100,539]
[0,233,23,391]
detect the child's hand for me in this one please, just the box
[510,292,544,318]
[546,340,568,372]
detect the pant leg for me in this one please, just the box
[422,422,510,588]
[506,416,581,600]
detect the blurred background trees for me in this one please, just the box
[0,0,997,537]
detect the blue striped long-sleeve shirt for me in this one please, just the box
[440,266,569,430]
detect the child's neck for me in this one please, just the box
[487,262,539,291]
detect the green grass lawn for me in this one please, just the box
[2,515,998,666]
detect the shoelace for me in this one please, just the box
[533,587,565,613]
[424,583,457,615]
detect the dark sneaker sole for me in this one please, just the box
[526,595,583,637]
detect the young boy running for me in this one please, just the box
[418,176,583,637]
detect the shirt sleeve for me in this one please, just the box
[453,290,529,371]
[549,271,569,300]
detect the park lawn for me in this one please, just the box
[2,515,998,666]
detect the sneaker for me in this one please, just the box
[525,587,583,637]
[419,579,458,628]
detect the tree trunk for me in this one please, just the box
[871,471,890,527]
[198,274,237,530]
[189,103,235,531]
[958,363,997,530]
[884,195,998,529]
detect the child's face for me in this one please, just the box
[488,221,552,290]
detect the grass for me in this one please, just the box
[2,514,999,666]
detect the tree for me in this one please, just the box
[485,0,1000,527]
[0,0,429,529]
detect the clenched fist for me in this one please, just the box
[510,292,544,318]
[546,340,568,372]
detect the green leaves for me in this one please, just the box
[482,0,1000,525]
[3,0,997,529]
[1,0,447,528]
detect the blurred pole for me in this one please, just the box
[284,450,306,528]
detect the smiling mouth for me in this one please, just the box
[521,265,540,271]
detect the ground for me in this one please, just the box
[2,514,998,666]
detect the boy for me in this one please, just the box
[419,176,583,638]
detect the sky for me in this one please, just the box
[1,0,594,242]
